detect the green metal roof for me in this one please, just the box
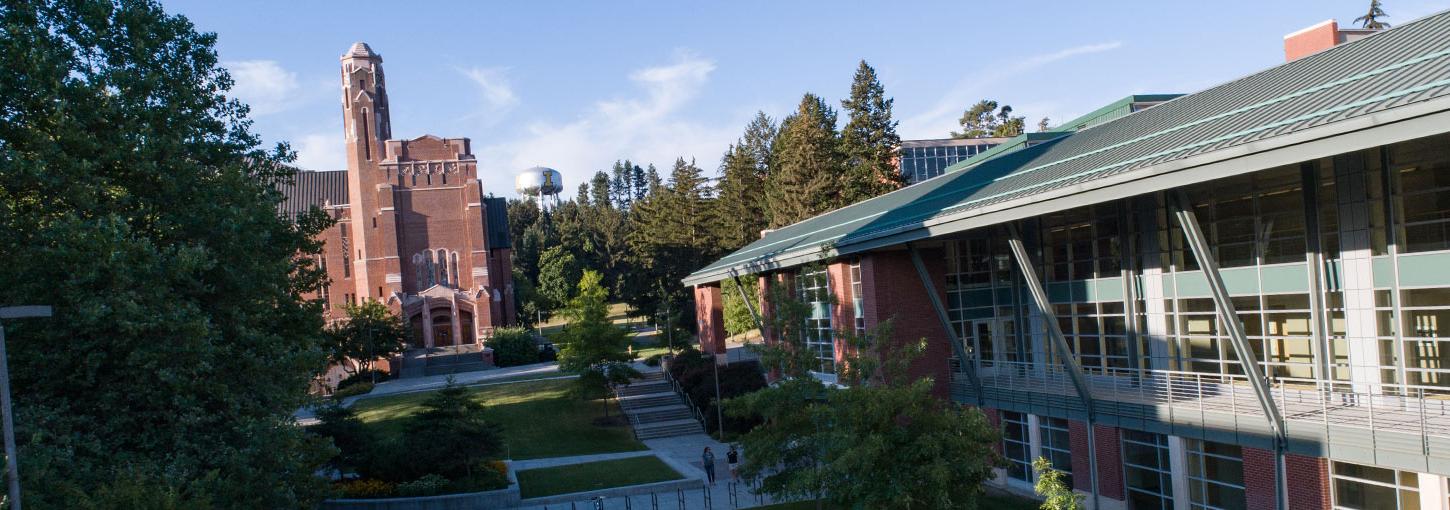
[1052,94,1184,133]
[685,9,1450,286]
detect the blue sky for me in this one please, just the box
[164,0,1449,197]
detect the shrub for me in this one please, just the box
[336,479,394,499]
[338,369,389,391]
[310,403,374,472]
[484,460,508,479]
[643,353,664,367]
[472,465,510,491]
[489,327,537,367]
[396,474,450,497]
[332,381,374,399]
[678,360,766,435]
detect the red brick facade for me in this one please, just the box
[1286,453,1332,510]
[694,283,726,355]
[1243,446,1279,510]
[1092,424,1125,501]
[858,251,951,398]
[306,43,515,346]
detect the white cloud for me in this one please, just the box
[225,60,302,116]
[293,130,345,171]
[458,66,519,120]
[901,42,1123,139]
[474,50,739,197]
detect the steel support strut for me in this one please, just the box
[728,270,766,334]
[906,243,984,403]
[1004,224,1100,509]
[1171,191,1287,510]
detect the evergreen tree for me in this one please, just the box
[556,271,638,417]
[630,161,649,201]
[741,111,776,177]
[840,60,904,203]
[1038,117,1052,132]
[589,171,612,209]
[1356,0,1391,29]
[0,0,332,505]
[714,142,768,251]
[767,93,845,227]
[952,99,1026,138]
[624,158,717,331]
[610,161,631,209]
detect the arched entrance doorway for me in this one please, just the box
[432,314,454,346]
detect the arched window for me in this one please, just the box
[434,250,445,288]
[450,252,460,287]
[413,253,426,289]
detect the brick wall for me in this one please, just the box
[858,250,951,398]
[694,284,726,355]
[1285,453,1331,510]
[1242,447,1278,510]
[827,261,855,367]
[1093,424,1124,501]
[1069,420,1093,493]
[1284,20,1339,62]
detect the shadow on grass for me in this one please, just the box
[352,378,648,460]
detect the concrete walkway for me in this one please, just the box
[510,451,656,471]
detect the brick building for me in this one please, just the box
[689,13,1450,510]
[279,42,517,351]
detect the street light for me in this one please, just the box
[0,305,52,510]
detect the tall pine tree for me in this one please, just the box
[714,142,768,251]
[767,93,845,227]
[840,60,903,203]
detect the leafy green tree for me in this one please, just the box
[1356,0,1390,29]
[952,99,1026,138]
[721,276,760,337]
[537,245,581,311]
[840,60,903,203]
[1034,457,1084,510]
[486,327,538,367]
[0,0,333,506]
[768,93,845,227]
[325,301,410,381]
[730,265,999,509]
[405,378,503,480]
[557,271,638,416]
[1038,117,1052,132]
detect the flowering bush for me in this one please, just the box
[336,479,394,498]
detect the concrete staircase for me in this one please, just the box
[401,344,494,378]
[617,370,704,440]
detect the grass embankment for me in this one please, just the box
[351,378,647,460]
[515,455,684,498]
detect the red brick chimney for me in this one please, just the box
[1284,19,1382,62]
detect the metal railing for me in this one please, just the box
[659,360,707,432]
[954,360,1450,451]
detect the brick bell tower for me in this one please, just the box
[332,42,516,348]
[339,42,397,303]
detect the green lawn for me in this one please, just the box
[351,378,647,460]
[751,492,1038,510]
[516,455,684,499]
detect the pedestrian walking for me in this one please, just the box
[727,444,740,482]
[702,447,716,485]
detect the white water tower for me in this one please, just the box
[514,167,563,211]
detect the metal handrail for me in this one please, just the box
[662,362,707,429]
[957,360,1450,443]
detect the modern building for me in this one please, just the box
[686,13,1448,510]
[896,137,1009,184]
[278,43,517,349]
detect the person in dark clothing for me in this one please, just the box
[727,445,740,482]
[702,447,716,485]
